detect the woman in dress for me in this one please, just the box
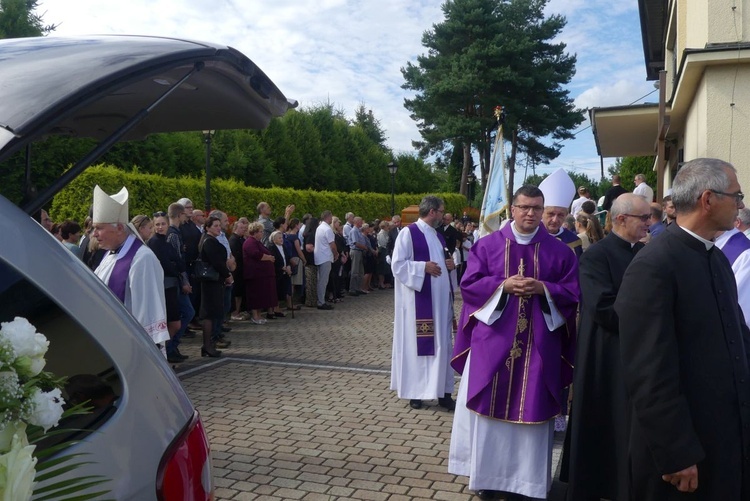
[285,218,304,310]
[268,230,292,318]
[229,217,249,321]
[243,222,277,324]
[327,217,348,303]
[147,212,183,361]
[361,223,377,292]
[198,216,232,357]
[302,218,319,307]
[376,221,390,289]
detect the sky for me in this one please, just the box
[37,0,658,183]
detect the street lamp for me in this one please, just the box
[467,171,476,207]
[388,162,398,217]
[202,130,215,213]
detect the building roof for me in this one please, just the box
[638,0,669,80]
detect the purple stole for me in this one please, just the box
[408,223,447,356]
[720,231,750,265]
[108,237,143,303]
[555,228,583,257]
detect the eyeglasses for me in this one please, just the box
[710,190,745,203]
[512,205,544,214]
[622,214,650,222]
[152,211,167,218]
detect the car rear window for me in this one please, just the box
[0,258,121,450]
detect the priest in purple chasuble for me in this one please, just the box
[448,185,579,500]
[92,185,170,354]
[716,226,750,326]
[390,196,457,411]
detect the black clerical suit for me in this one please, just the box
[615,223,750,500]
[602,184,628,212]
[563,231,644,501]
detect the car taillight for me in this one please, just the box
[156,411,214,501]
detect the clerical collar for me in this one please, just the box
[680,226,714,250]
[551,227,564,237]
[110,242,125,255]
[510,222,539,245]
[610,230,638,248]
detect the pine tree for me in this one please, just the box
[402,0,583,201]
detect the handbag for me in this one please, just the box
[194,260,219,281]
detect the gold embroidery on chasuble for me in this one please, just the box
[502,243,540,420]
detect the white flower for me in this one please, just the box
[0,422,36,501]
[12,357,45,380]
[0,372,21,411]
[0,423,23,454]
[0,318,48,366]
[25,389,64,433]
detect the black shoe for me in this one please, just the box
[167,354,184,364]
[274,312,286,318]
[221,326,231,332]
[317,304,334,310]
[215,340,231,349]
[438,394,456,411]
[349,291,360,297]
[201,347,222,358]
[266,314,276,320]
[409,399,423,409]
[175,348,189,360]
[475,490,502,500]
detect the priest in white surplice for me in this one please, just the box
[92,185,170,355]
[390,195,457,411]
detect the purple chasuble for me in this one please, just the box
[108,238,143,303]
[407,223,447,356]
[452,223,579,422]
[720,231,750,265]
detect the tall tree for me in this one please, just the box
[353,103,389,153]
[402,0,583,201]
[0,0,57,38]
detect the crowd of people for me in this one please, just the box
[36,158,750,500]
[391,160,750,500]
[37,193,425,363]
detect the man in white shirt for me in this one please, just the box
[314,210,338,310]
[633,174,654,203]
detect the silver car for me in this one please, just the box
[0,35,295,499]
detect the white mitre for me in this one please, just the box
[538,168,575,208]
[92,185,129,224]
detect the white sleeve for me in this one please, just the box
[733,251,750,327]
[391,229,426,291]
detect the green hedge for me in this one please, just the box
[50,165,467,223]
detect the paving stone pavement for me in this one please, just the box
[175,288,568,500]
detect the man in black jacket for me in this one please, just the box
[563,193,651,501]
[615,158,750,500]
[602,175,628,212]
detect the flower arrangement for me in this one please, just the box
[0,317,107,500]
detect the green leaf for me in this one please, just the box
[32,479,110,500]
[34,461,96,482]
